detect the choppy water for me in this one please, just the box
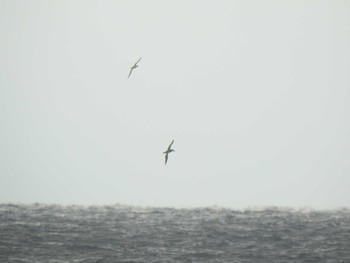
[0,204,349,263]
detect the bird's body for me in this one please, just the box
[163,140,175,165]
[128,57,142,78]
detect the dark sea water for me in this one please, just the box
[0,204,349,263]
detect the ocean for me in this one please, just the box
[0,204,349,262]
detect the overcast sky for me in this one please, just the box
[1,1,349,209]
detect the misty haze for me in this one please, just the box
[1,1,350,262]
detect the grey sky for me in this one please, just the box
[1,1,349,209]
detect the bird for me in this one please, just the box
[127,57,142,78]
[163,140,175,165]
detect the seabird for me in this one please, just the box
[127,57,142,78]
[163,140,175,165]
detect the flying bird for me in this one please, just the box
[127,57,142,78]
[163,140,175,165]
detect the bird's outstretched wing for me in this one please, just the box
[127,68,133,78]
[167,140,174,151]
[132,57,142,68]
[165,153,168,165]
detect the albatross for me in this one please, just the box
[163,140,175,165]
[127,57,142,78]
